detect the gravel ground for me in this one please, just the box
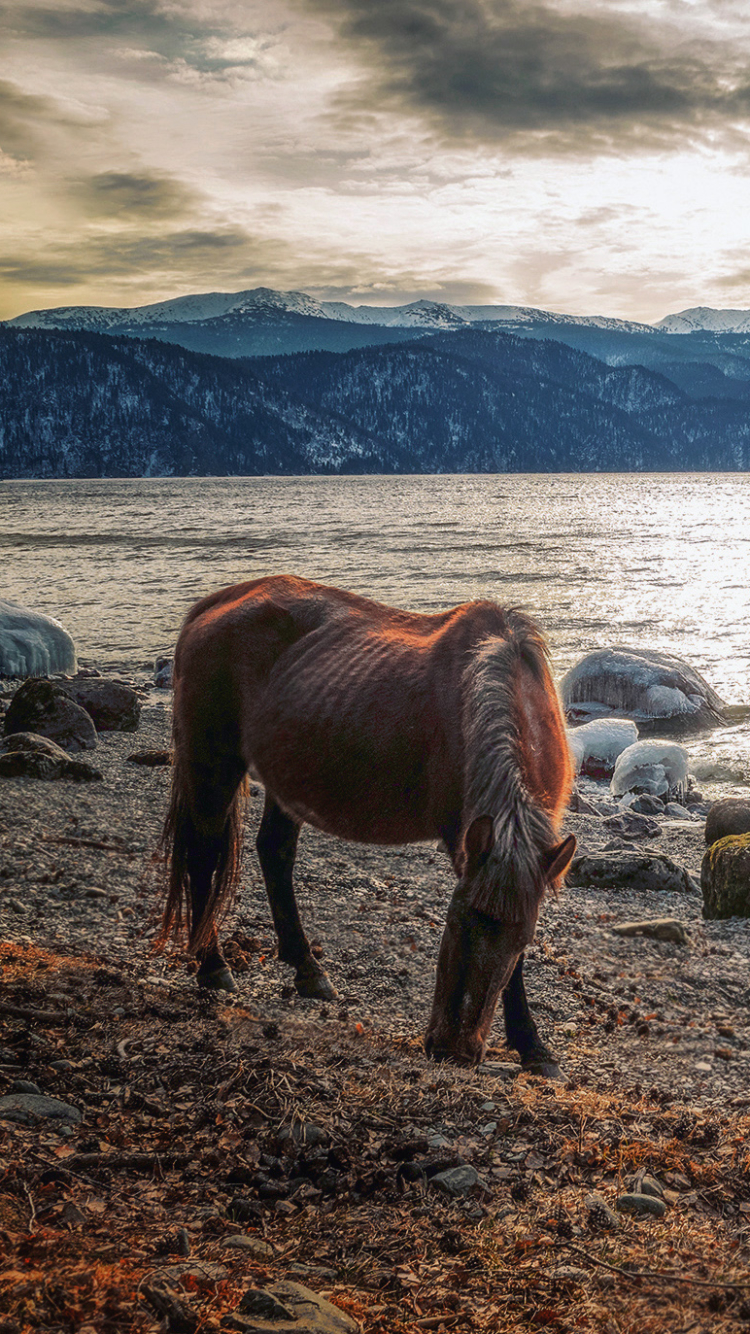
[2,684,750,1113]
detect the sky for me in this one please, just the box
[2,0,750,323]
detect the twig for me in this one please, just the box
[65,1152,192,1173]
[40,836,138,854]
[561,1239,750,1290]
[0,1001,67,1024]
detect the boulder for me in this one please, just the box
[64,678,141,732]
[701,833,750,919]
[0,599,76,677]
[603,810,662,840]
[611,740,689,804]
[567,718,638,779]
[568,851,696,895]
[705,798,750,846]
[3,679,97,751]
[561,648,726,734]
[0,732,102,781]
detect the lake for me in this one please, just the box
[2,472,749,794]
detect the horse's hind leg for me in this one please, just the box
[181,761,247,993]
[502,954,560,1079]
[256,793,336,1001]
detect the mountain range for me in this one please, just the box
[3,313,750,478]
[4,286,750,477]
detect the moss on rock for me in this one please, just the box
[701,832,750,919]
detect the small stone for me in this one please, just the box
[611,918,689,944]
[616,1193,667,1217]
[225,1237,274,1259]
[11,1079,42,1094]
[234,1281,360,1333]
[430,1165,488,1199]
[664,802,694,820]
[49,1059,75,1072]
[0,1093,82,1125]
[276,1123,328,1151]
[85,887,107,899]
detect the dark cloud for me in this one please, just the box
[305,0,750,150]
[69,171,196,219]
[0,226,287,289]
[0,79,56,158]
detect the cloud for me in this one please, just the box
[0,79,57,159]
[68,170,196,218]
[302,0,750,153]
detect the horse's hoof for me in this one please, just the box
[294,962,338,1001]
[197,965,237,993]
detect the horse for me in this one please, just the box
[159,575,576,1071]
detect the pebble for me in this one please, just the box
[430,1164,491,1199]
[616,1193,667,1218]
[611,918,689,944]
[235,1281,360,1333]
[224,1236,274,1258]
[0,1093,82,1125]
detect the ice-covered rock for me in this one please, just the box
[561,648,726,734]
[610,740,690,803]
[567,718,638,779]
[0,600,76,677]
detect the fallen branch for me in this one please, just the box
[562,1239,750,1291]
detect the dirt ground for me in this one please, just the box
[2,691,750,1333]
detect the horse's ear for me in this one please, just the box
[462,815,495,875]
[541,833,577,884]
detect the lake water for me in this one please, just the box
[2,473,749,795]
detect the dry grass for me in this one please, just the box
[2,939,750,1334]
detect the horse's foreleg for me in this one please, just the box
[502,954,560,1079]
[256,794,337,1001]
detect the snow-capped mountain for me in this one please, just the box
[7,286,655,337]
[656,307,750,335]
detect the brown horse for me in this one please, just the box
[160,575,575,1070]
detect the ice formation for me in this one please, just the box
[0,600,77,677]
[610,740,690,803]
[561,648,726,733]
[567,718,639,779]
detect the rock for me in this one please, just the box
[0,732,102,781]
[563,647,727,733]
[430,1164,490,1199]
[611,740,689,803]
[0,599,77,677]
[64,679,141,732]
[0,1093,82,1125]
[227,1281,360,1333]
[705,798,750,846]
[154,655,173,687]
[568,785,601,815]
[567,718,639,779]
[225,1236,274,1259]
[616,1192,667,1218]
[631,793,665,814]
[603,811,662,840]
[611,918,689,944]
[4,680,97,752]
[701,833,750,920]
[568,851,696,895]
[663,802,694,820]
[276,1123,328,1151]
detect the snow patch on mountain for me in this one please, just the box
[656,307,750,335]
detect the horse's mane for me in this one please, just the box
[462,610,557,922]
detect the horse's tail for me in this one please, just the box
[157,745,249,953]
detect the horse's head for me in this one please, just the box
[424,817,576,1065]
